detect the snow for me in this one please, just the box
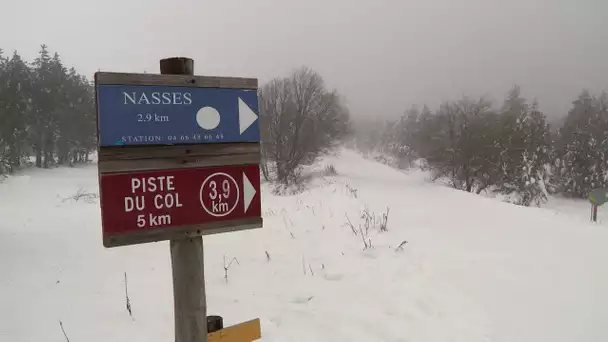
[2,150,608,341]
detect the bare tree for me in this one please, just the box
[423,96,500,193]
[260,66,350,185]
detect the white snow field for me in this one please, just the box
[2,149,608,342]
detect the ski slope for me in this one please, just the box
[1,149,608,342]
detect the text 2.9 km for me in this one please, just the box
[136,113,169,123]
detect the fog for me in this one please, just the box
[1,0,607,119]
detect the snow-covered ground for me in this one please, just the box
[2,149,608,342]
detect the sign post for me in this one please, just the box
[162,57,207,342]
[95,57,263,342]
[588,187,608,222]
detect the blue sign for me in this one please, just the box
[96,84,260,146]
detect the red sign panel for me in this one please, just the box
[100,164,261,240]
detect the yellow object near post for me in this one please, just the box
[207,318,261,342]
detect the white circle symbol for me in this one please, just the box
[196,106,220,130]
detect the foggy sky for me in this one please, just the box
[1,0,607,120]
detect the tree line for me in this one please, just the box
[3,45,603,205]
[353,85,608,206]
[0,45,96,177]
[0,51,351,187]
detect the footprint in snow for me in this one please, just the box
[291,296,314,304]
[323,273,343,281]
[415,298,433,315]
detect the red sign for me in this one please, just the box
[100,164,261,240]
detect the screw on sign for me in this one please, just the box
[200,173,240,217]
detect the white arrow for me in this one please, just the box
[239,97,258,135]
[243,172,256,213]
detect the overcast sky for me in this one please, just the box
[1,0,607,119]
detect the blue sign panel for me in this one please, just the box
[96,84,260,146]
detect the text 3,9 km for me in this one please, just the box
[209,180,231,200]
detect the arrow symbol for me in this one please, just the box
[239,97,258,135]
[243,172,256,213]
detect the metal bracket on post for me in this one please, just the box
[208,315,224,333]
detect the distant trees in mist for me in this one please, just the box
[11,45,600,207]
[0,45,96,177]
[352,85,608,206]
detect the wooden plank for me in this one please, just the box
[95,71,258,89]
[103,217,263,248]
[99,153,260,174]
[208,318,261,342]
[98,143,260,174]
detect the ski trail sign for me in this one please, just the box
[100,164,261,247]
[95,73,259,147]
[95,71,263,248]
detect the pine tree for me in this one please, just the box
[58,70,96,165]
[0,45,96,175]
[412,105,435,162]
[30,44,54,167]
[0,51,33,173]
[0,49,7,175]
[391,105,420,168]
[517,100,552,206]
[495,85,528,193]
[492,86,553,206]
[557,90,606,198]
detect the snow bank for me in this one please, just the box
[1,150,607,341]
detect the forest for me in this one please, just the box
[0,46,351,191]
[2,45,606,207]
[0,45,96,175]
[353,86,608,206]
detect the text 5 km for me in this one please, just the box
[137,212,172,228]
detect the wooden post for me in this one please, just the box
[592,204,598,222]
[161,57,208,342]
